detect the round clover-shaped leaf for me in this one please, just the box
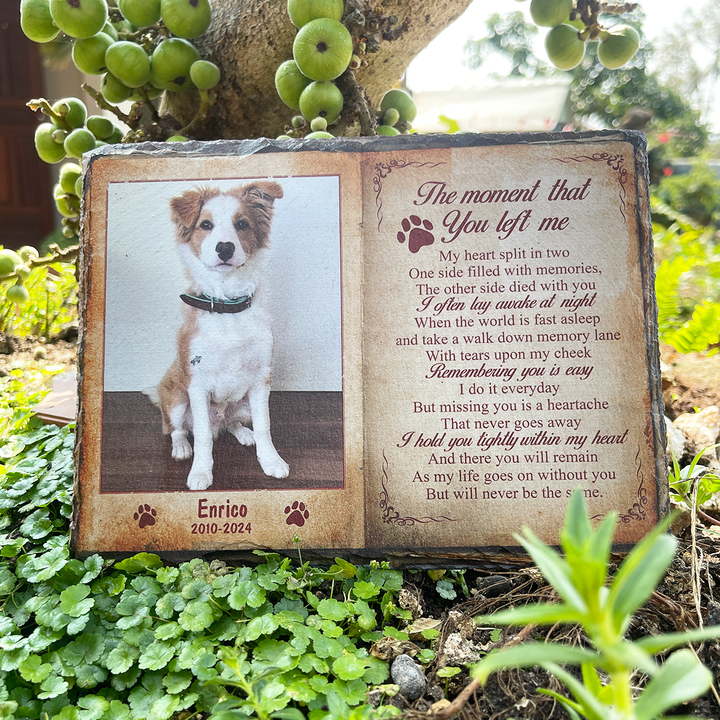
[332,653,370,681]
[318,598,351,622]
[105,642,140,674]
[18,654,52,683]
[178,600,214,632]
[139,641,176,671]
[59,584,94,617]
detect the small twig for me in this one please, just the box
[81,84,132,125]
[176,90,215,138]
[26,99,72,131]
[429,624,537,719]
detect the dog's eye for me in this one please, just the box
[199,220,214,231]
[234,219,249,231]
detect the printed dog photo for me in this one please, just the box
[99,175,343,494]
[147,182,288,490]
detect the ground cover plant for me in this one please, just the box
[472,491,720,720]
[652,196,720,354]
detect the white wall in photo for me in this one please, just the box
[103,175,342,392]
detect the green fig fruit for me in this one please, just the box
[275,60,312,110]
[86,115,114,139]
[160,0,211,39]
[299,81,343,124]
[0,250,23,276]
[310,116,327,131]
[293,17,352,82]
[376,125,400,136]
[382,107,400,126]
[151,37,200,91]
[167,135,189,141]
[20,0,60,43]
[306,131,333,139]
[18,246,40,264]
[64,127,97,159]
[105,41,151,87]
[59,162,83,194]
[49,0,108,38]
[598,24,640,69]
[118,0,161,26]
[6,284,30,305]
[287,0,343,29]
[189,60,220,89]
[530,0,572,28]
[35,123,67,163]
[379,89,417,123]
[51,97,88,129]
[72,32,114,74]
[101,72,132,103]
[545,23,585,70]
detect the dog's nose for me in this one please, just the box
[215,242,235,262]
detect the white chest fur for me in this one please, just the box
[188,307,274,403]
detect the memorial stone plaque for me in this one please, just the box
[72,130,667,562]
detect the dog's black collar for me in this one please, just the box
[180,293,252,313]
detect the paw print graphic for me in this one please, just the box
[284,501,309,527]
[134,504,157,529]
[397,215,435,253]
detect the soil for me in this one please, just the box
[3,334,720,719]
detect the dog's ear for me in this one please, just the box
[238,182,283,248]
[170,187,219,241]
[243,182,283,204]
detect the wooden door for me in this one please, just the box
[0,0,55,249]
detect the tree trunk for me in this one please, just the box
[165,0,474,140]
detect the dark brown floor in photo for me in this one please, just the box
[100,391,343,493]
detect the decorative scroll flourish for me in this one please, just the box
[619,447,648,523]
[555,153,629,222]
[374,159,446,230]
[380,451,457,526]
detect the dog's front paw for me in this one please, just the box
[171,434,193,460]
[258,452,290,479]
[186,469,214,491]
[231,425,255,446]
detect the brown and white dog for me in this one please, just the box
[151,181,289,491]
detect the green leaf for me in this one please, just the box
[156,567,180,585]
[635,625,720,654]
[314,634,344,659]
[362,656,389,684]
[635,650,714,720]
[332,654,370,681]
[18,654,52,683]
[139,641,176,671]
[608,529,677,631]
[77,694,109,720]
[163,670,192,694]
[37,673,69,700]
[115,553,163,574]
[105,642,140,674]
[245,613,280,641]
[0,566,15,594]
[352,581,381,600]
[228,580,266,610]
[476,602,578,627]
[516,530,587,613]
[318,598,351,622]
[436,580,457,600]
[472,642,601,685]
[75,663,107,688]
[541,663,610,720]
[59,584,94,617]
